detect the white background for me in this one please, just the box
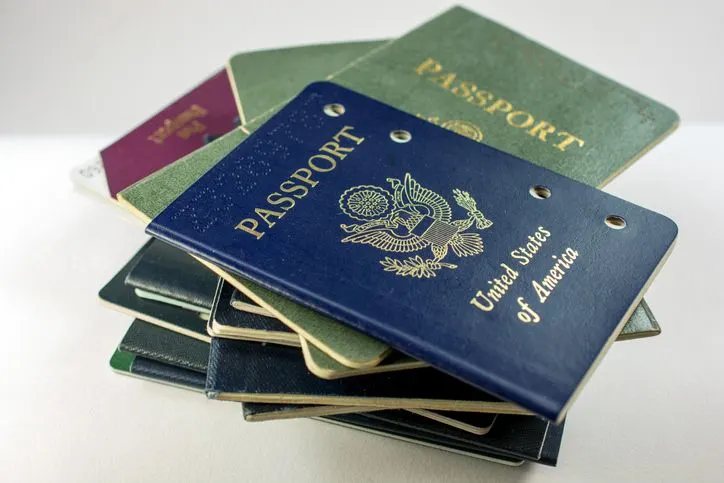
[1,1,723,482]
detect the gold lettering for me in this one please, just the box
[289,168,319,187]
[255,208,285,228]
[235,125,364,239]
[235,218,265,240]
[280,180,308,199]
[319,141,353,160]
[451,81,477,98]
[414,57,442,76]
[516,297,541,323]
[470,291,495,311]
[308,154,337,172]
[189,104,208,117]
[280,180,308,198]
[470,90,493,106]
[554,131,585,152]
[506,110,535,129]
[527,121,556,142]
[430,72,457,89]
[533,280,551,303]
[333,125,365,145]
[266,193,295,211]
[485,99,513,115]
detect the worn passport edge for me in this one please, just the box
[315,417,524,466]
[133,288,210,316]
[207,319,301,347]
[300,338,426,380]
[243,404,383,422]
[407,409,497,436]
[228,299,274,317]
[208,391,533,415]
[225,59,248,126]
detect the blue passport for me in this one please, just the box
[148,82,678,422]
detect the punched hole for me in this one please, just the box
[529,185,552,200]
[390,130,412,143]
[605,215,627,230]
[323,103,345,117]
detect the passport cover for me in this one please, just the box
[125,236,218,313]
[99,239,210,342]
[120,319,209,373]
[243,401,496,436]
[101,69,239,198]
[150,82,677,422]
[205,337,528,414]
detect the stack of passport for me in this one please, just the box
[82,7,679,468]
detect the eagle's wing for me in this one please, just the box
[449,232,484,257]
[403,173,452,222]
[341,227,430,253]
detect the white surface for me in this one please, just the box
[0,127,722,482]
[1,0,723,134]
[2,1,724,481]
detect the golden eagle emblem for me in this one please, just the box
[339,173,492,278]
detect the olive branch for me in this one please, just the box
[379,255,457,278]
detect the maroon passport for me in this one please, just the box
[101,69,238,198]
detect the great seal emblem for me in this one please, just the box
[339,173,493,278]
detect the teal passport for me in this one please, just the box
[148,82,677,422]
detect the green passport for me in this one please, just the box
[227,42,385,125]
[120,8,673,364]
